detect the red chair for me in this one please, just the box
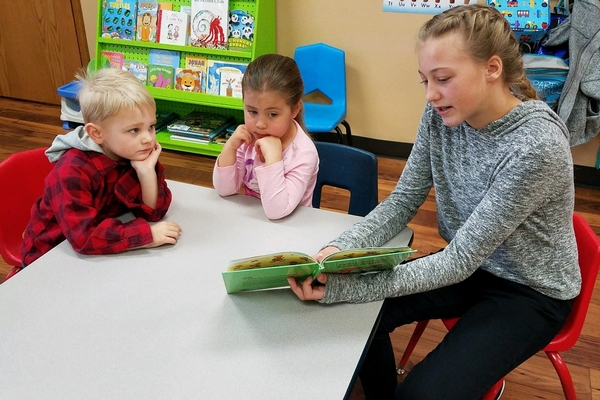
[397,213,600,399]
[0,148,54,281]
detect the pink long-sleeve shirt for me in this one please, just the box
[212,124,319,220]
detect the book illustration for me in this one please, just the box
[228,9,254,52]
[101,51,125,69]
[148,64,174,89]
[223,247,417,294]
[206,61,247,96]
[175,68,202,92]
[185,55,208,92]
[155,111,179,131]
[123,60,148,85]
[148,48,180,69]
[136,0,158,42]
[102,0,138,40]
[156,10,189,46]
[167,110,235,139]
[190,0,229,50]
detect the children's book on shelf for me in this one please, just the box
[185,55,208,91]
[206,60,247,97]
[167,110,235,139]
[123,60,148,85]
[137,0,159,42]
[228,9,254,52]
[169,134,212,144]
[155,111,180,131]
[158,1,172,10]
[101,51,125,69]
[190,0,229,50]
[175,68,202,92]
[179,6,193,45]
[148,65,174,89]
[156,9,189,46]
[102,0,138,40]
[222,247,417,294]
[149,49,180,69]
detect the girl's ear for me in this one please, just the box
[486,55,503,82]
[291,100,302,119]
[85,123,104,145]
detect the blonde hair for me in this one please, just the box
[75,68,156,124]
[418,4,539,101]
[241,54,307,133]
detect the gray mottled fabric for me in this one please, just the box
[45,126,104,163]
[542,0,600,146]
[321,101,580,304]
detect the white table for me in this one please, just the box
[0,181,413,400]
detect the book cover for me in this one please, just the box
[155,111,180,131]
[102,0,138,40]
[167,110,235,138]
[206,60,247,97]
[148,48,180,70]
[170,134,212,144]
[222,247,417,294]
[158,1,172,10]
[185,55,208,92]
[100,51,125,69]
[190,0,229,50]
[175,68,202,92]
[148,64,174,89]
[136,0,158,42]
[228,9,254,52]
[123,60,148,85]
[156,10,189,46]
[179,6,193,45]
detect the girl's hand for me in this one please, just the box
[131,143,162,174]
[287,274,327,301]
[142,221,182,248]
[314,246,340,262]
[255,136,283,165]
[226,125,254,151]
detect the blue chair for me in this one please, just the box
[294,43,353,146]
[312,142,378,217]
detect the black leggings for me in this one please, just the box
[358,268,573,400]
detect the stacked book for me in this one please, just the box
[166,110,236,144]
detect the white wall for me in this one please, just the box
[79,0,599,167]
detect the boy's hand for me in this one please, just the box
[288,274,327,301]
[255,136,282,165]
[143,221,182,248]
[131,143,162,174]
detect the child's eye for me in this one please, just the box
[420,79,428,85]
[149,124,156,132]
[129,128,139,134]
[269,113,278,118]
[438,77,449,82]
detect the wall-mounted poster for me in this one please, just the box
[383,0,478,14]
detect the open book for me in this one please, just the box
[222,246,416,294]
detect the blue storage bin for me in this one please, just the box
[57,81,84,130]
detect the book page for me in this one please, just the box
[228,252,317,271]
[320,247,416,275]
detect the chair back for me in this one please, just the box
[312,142,378,217]
[546,213,600,351]
[0,148,54,266]
[294,43,347,132]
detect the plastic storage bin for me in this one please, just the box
[57,81,84,130]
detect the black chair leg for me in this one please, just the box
[334,127,344,144]
[341,120,352,146]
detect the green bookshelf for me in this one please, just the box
[94,0,276,156]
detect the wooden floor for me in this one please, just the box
[1,97,600,399]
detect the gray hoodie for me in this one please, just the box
[45,126,104,163]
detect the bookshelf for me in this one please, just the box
[94,0,276,156]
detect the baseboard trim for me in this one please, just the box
[316,133,600,190]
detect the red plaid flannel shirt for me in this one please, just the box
[21,149,172,265]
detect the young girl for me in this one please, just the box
[212,54,319,220]
[288,5,580,400]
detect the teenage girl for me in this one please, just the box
[213,54,319,220]
[288,5,580,399]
